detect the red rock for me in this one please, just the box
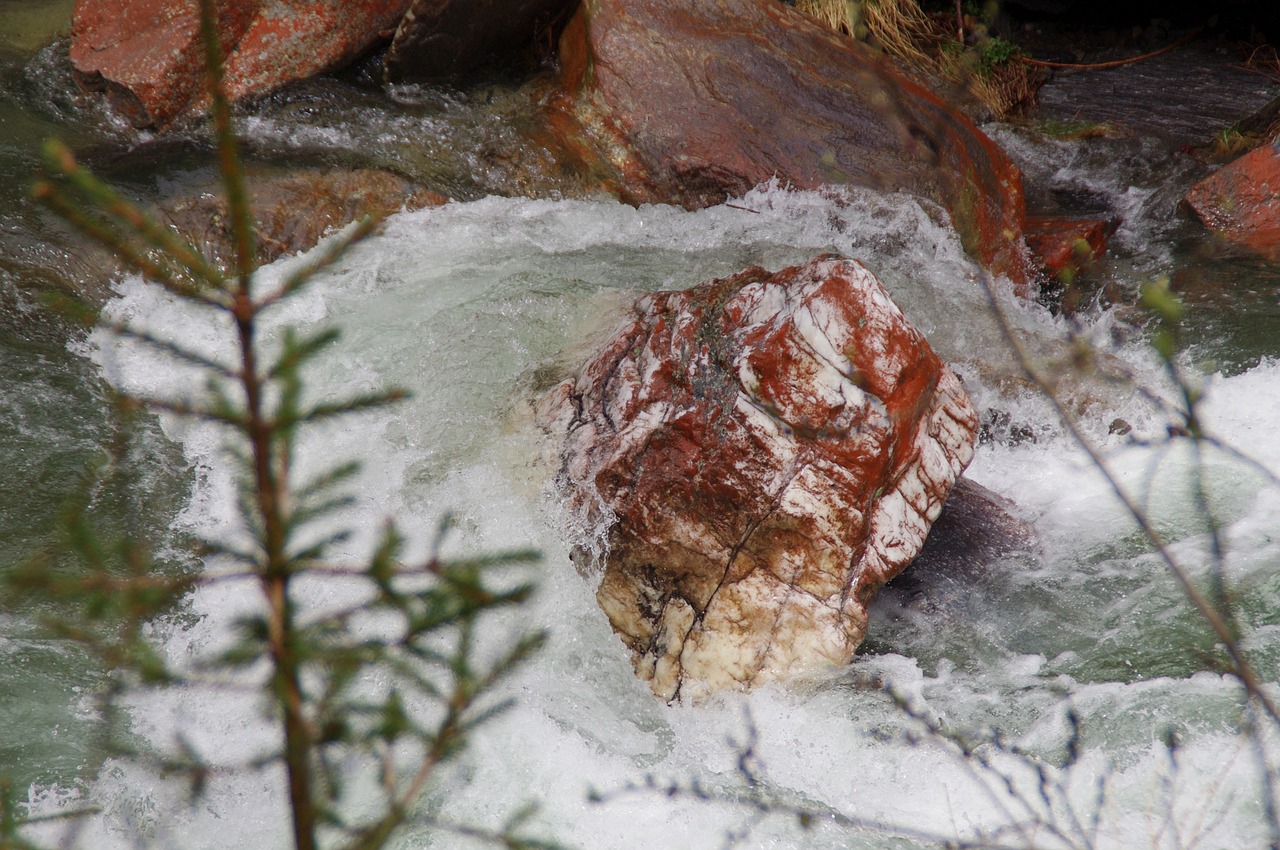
[70,0,410,128]
[1023,214,1120,284]
[542,256,978,700]
[155,167,447,268]
[70,0,258,127]
[220,1,410,107]
[549,0,1032,289]
[1184,141,1280,256]
[383,0,576,83]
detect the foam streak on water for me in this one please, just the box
[30,186,1280,849]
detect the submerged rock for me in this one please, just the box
[542,255,978,701]
[1024,214,1120,284]
[70,0,411,128]
[1184,140,1280,256]
[901,476,1036,582]
[155,167,446,269]
[549,0,1033,288]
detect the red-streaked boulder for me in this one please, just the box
[383,0,576,83]
[541,255,979,701]
[1184,140,1280,256]
[70,0,411,128]
[549,0,1032,288]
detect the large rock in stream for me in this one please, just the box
[71,0,412,128]
[541,256,979,701]
[1184,139,1280,257]
[549,0,1034,288]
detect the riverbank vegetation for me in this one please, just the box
[795,0,1041,117]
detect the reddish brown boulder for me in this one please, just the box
[549,0,1032,288]
[70,0,257,127]
[155,167,447,269]
[70,0,411,128]
[383,0,576,83]
[1024,214,1120,284]
[1184,140,1280,256]
[220,1,410,107]
[542,255,978,701]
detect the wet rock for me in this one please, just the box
[868,477,1035,628]
[384,0,576,83]
[1023,214,1120,284]
[549,0,1032,288]
[1183,140,1280,256]
[219,1,410,110]
[70,0,257,127]
[155,167,446,268]
[542,255,978,701]
[70,0,411,128]
[909,477,1035,578]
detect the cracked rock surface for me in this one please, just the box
[543,256,979,701]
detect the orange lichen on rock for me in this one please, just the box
[70,0,410,128]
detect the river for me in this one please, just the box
[2,6,1279,850]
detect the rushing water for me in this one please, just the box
[2,10,1280,850]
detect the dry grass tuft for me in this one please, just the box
[861,0,936,67]
[795,0,863,38]
[793,0,1043,119]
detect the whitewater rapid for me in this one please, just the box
[27,185,1280,849]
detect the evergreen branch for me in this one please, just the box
[193,536,264,569]
[287,528,355,564]
[102,321,239,380]
[294,460,363,505]
[285,494,358,535]
[274,390,410,428]
[261,215,382,309]
[39,140,227,290]
[197,0,255,283]
[32,180,190,289]
[130,395,249,427]
[481,632,549,687]
[16,6,546,850]
[453,697,518,740]
[267,327,343,381]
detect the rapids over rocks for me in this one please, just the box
[1,1,1279,848]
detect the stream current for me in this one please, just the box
[2,9,1280,850]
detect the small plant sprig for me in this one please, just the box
[9,1,558,848]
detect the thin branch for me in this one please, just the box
[1019,29,1202,71]
[39,140,228,290]
[974,267,1280,727]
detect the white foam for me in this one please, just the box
[37,189,1279,849]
